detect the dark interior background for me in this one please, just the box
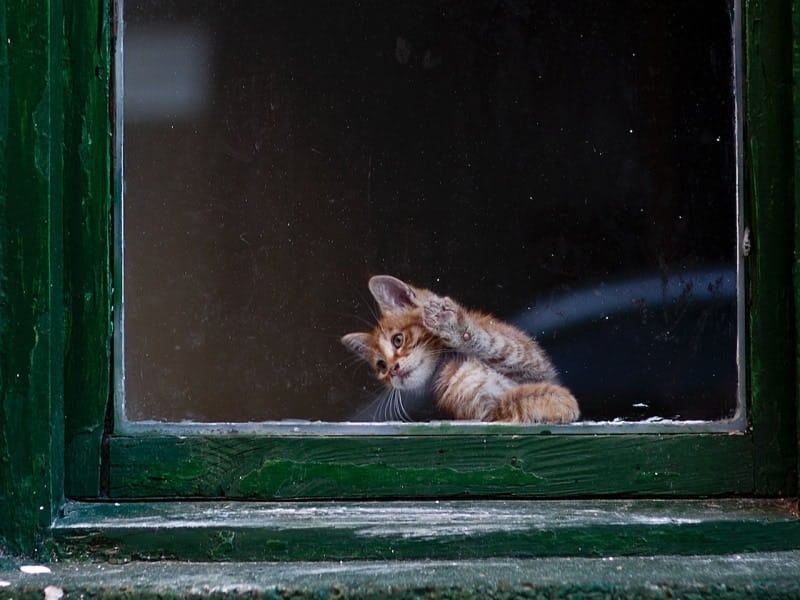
[122,0,738,422]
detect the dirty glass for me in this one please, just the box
[119,0,740,424]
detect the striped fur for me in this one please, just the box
[342,276,579,424]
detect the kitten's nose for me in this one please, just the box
[391,362,401,373]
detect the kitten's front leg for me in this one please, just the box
[422,296,471,349]
[423,294,559,383]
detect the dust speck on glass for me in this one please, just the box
[118,0,741,426]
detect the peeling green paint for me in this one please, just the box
[635,471,680,484]
[32,78,51,179]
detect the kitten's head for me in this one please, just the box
[342,275,442,392]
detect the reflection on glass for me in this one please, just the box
[121,0,739,423]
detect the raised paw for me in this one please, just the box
[422,296,465,347]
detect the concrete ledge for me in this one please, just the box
[2,553,800,598]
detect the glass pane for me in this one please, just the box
[120,0,740,424]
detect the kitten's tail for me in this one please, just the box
[493,383,580,424]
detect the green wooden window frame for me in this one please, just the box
[0,0,798,559]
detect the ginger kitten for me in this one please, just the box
[342,275,580,424]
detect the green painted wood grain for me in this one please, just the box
[0,0,111,554]
[744,0,798,494]
[62,0,113,499]
[108,434,753,499]
[0,0,66,556]
[50,499,800,561]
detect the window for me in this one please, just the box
[120,0,742,427]
[74,0,790,504]
[0,0,796,561]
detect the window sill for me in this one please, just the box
[50,498,800,562]
[3,553,800,598]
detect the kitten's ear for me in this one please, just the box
[341,332,373,362]
[368,275,420,313]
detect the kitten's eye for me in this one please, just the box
[391,333,404,348]
[376,359,387,373]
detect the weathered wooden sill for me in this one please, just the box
[50,498,800,562]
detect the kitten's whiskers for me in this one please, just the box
[395,389,412,422]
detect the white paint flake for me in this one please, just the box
[19,565,51,575]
